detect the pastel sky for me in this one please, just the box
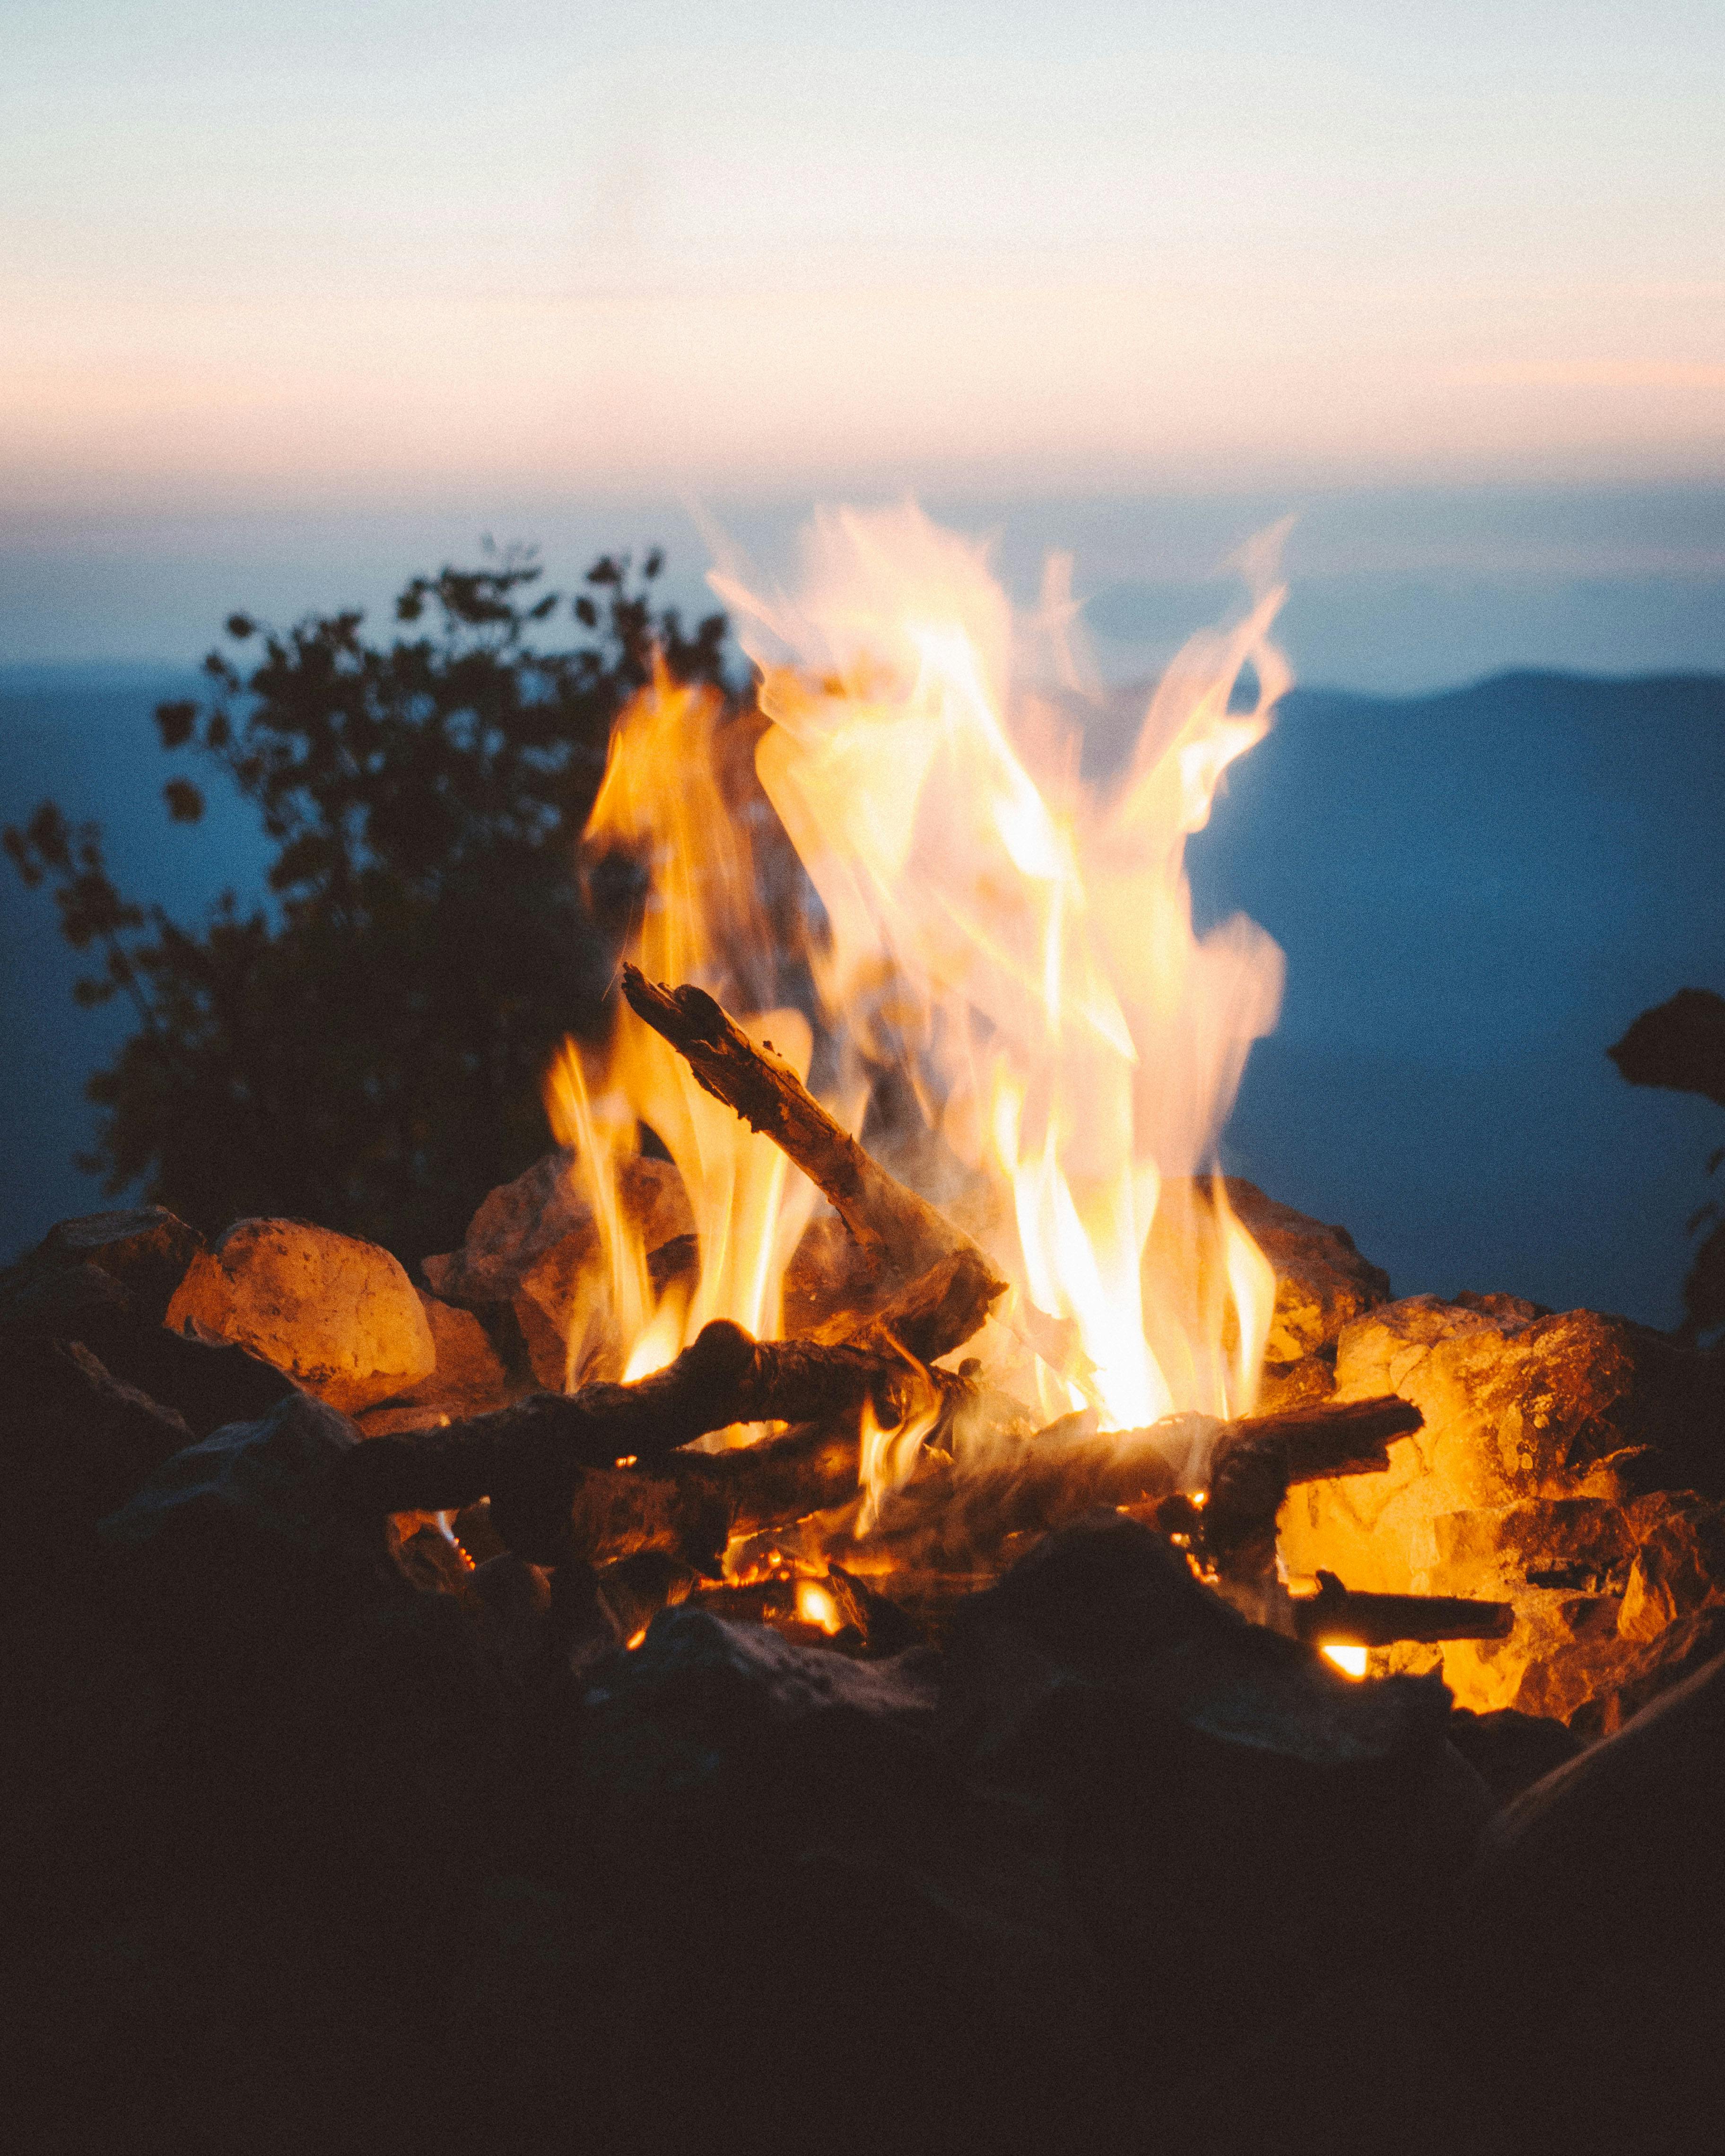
[6,0,1723,513]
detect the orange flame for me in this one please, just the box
[723,504,1285,1430]
[545,508,1288,1509]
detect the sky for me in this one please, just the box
[3,8,1724,1312]
[3,0,1724,679]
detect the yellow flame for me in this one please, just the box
[1323,1643,1368,1678]
[540,506,1287,1464]
[734,503,1286,1428]
[856,1374,944,1535]
[544,667,821,1394]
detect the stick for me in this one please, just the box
[619,964,1004,1290]
[340,1316,951,1514]
[1291,1570,1513,1647]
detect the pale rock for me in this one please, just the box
[165,1218,435,1414]
[352,1292,519,1435]
[1278,1294,1725,1714]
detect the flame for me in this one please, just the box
[1323,1643,1368,1679]
[856,1372,945,1536]
[726,503,1285,1429]
[544,506,1287,1517]
[545,666,821,1401]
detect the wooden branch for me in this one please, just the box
[340,1316,945,1513]
[1291,1570,1513,1648]
[619,964,1004,1291]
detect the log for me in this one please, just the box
[340,1316,953,1521]
[619,964,1005,1291]
[343,1236,999,1515]
[548,1392,1419,1577]
[1292,1570,1514,1648]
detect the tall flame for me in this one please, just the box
[546,506,1288,1489]
[720,503,1285,1427]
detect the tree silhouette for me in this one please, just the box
[1609,987,1725,1346]
[4,548,734,1261]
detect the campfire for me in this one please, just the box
[9,504,1725,2154]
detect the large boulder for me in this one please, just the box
[1278,1294,1725,1714]
[165,1218,435,1413]
[1430,1646,1725,2156]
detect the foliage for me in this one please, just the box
[1609,988,1725,1346]
[4,548,735,1259]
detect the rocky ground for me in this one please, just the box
[4,1196,1725,2154]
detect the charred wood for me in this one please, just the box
[340,1317,952,1539]
[1291,1569,1514,1648]
[620,964,1006,1292]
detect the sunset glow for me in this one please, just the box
[4,1,1722,515]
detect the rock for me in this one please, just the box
[1443,1706,1583,1809]
[423,1148,692,1308]
[165,1217,436,1413]
[96,1391,515,1941]
[98,1388,373,1594]
[580,1605,940,1834]
[1569,1599,1725,1738]
[1432,1646,1725,2156]
[938,1515,1490,2083]
[5,1206,205,1325]
[353,1292,523,1434]
[0,1335,190,1582]
[1225,1177,1392,1360]
[1255,1348,1339,1413]
[1616,1498,1725,1642]
[1,1255,299,1436]
[423,1148,697,1391]
[573,1600,1135,2156]
[1278,1295,1725,1713]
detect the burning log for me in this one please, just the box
[619,963,1005,1294]
[342,1319,955,1519]
[347,1239,994,1480]
[1291,1570,1514,1649]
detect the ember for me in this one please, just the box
[6,507,1725,2155]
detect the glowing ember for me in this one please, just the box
[794,1580,843,1633]
[1323,1643,1369,1679]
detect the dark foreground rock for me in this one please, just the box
[0,1306,1716,2156]
[1429,1645,1725,2156]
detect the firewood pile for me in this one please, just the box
[6,975,1725,2155]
